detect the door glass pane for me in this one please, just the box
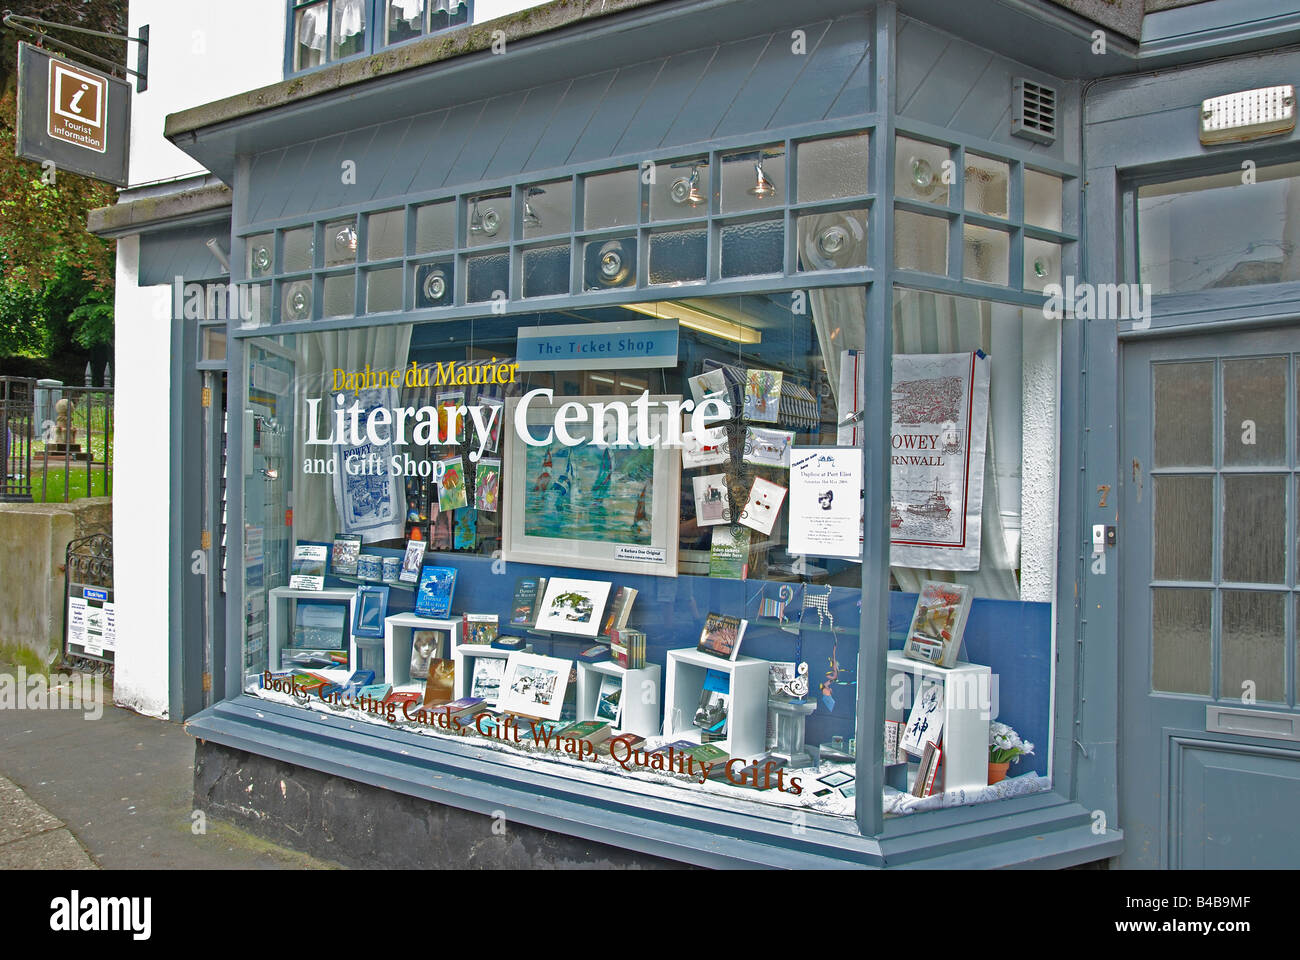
[1152,588,1211,695]
[1153,361,1213,466]
[1223,357,1287,465]
[1223,474,1286,584]
[1221,590,1285,703]
[1153,475,1212,581]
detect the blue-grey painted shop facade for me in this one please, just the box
[99,0,1300,867]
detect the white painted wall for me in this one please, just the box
[110,0,547,715]
[110,238,173,718]
[126,0,286,187]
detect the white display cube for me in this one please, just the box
[383,612,460,686]
[576,660,662,738]
[267,586,356,675]
[453,642,532,704]
[663,648,769,758]
[887,650,993,793]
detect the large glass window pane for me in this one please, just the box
[1153,475,1213,582]
[893,211,947,274]
[1139,160,1300,293]
[1222,474,1286,584]
[964,153,1008,219]
[797,133,869,202]
[293,2,328,71]
[521,180,573,240]
[721,147,784,213]
[1221,590,1285,703]
[584,169,638,230]
[1153,361,1213,467]
[889,289,1059,812]
[242,292,865,820]
[1152,588,1211,695]
[650,159,709,221]
[333,0,366,59]
[963,224,1010,285]
[895,136,950,205]
[386,0,424,44]
[1223,357,1286,466]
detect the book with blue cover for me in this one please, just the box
[415,565,457,618]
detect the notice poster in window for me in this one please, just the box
[889,352,991,571]
[787,447,863,559]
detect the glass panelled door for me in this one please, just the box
[1121,329,1300,868]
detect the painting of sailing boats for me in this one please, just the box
[504,395,682,577]
[522,441,656,546]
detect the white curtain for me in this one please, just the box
[298,5,328,51]
[293,325,413,545]
[334,0,365,40]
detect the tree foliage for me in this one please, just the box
[1,1,126,355]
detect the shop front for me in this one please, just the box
[164,0,1124,868]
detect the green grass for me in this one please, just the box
[30,466,113,502]
[0,642,55,676]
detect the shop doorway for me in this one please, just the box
[1120,327,1300,867]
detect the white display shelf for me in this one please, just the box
[888,650,994,794]
[383,612,460,686]
[576,660,662,738]
[268,586,356,674]
[453,642,534,704]
[663,648,769,758]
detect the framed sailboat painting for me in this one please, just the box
[502,394,681,577]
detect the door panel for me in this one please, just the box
[1121,329,1300,867]
[1174,739,1300,869]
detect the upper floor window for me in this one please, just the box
[290,0,470,74]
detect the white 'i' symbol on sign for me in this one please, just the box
[70,82,89,113]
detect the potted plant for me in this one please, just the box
[988,722,1033,784]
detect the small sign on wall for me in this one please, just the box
[15,43,131,186]
[516,317,679,371]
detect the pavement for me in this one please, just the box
[0,660,340,869]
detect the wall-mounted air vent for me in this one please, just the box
[1012,78,1057,145]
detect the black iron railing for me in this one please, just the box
[0,375,114,503]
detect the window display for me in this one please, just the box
[239,276,1058,823]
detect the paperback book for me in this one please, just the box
[610,629,645,669]
[415,565,458,618]
[462,613,500,646]
[600,586,638,638]
[331,535,362,577]
[692,669,730,741]
[399,539,425,583]
[289,543,329,590]
[421,658,456,706]
[697,613,747,661]
[409,629,445,681]
[595,675,623,725]
[510,577,546,627]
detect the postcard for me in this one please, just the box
[680,424,730,469]
[737,477,787,536]
[743,427,794,469]
[534,577,612,638]
[691,473,732,526]
[438,456,468,512]
[743,369,782,423]
[474,457,501,512]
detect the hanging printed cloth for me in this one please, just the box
[889,351,991,571]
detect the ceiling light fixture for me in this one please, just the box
[624,301,761,345]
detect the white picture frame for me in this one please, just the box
[498,652,572,721]
[534,577,612,638]
[503,394,681,577]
